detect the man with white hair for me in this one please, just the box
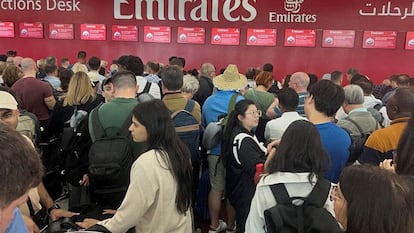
[287,72,310,116]
[337,85,380,164]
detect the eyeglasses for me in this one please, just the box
[246,110,262,117]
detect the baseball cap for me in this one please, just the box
[0,91,18,110]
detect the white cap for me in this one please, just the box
[0,91,18,110]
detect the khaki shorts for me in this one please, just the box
[207,155,226,192]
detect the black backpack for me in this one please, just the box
[58,106,91,187]
[88,107,135,208]
[171,99,201,164]
[264,178,342,233]
[341,118,372,165]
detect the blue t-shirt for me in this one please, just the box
[44,76,61,89]
[5,208,29,233]
[316,122,351,183]
[202,90,244,155]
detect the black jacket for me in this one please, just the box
[226,125,266,206]
[193,75,213,108]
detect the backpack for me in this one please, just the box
[16,110,41,144]
[367,104,384,127]
[171,99,201,164]
[341,118,372,165]
[231,133,266,165]
[264,178,342,233]
[202,94,239,150]
[88,107,135,208]
[58,106,91,186]
[137,81,151,97]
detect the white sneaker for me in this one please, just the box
[226,227,236,233]
[208,219,227,233]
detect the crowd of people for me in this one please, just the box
[0,49,414,233]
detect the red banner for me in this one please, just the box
[19,22,43,38]
[143,26,171,43]
[322,30,355,48]
[246,28,277,46]
[405,32,414,50]
[112,25,138,41]
[284,29,315,47]
[211,28,240,45]
[49,24,73,40]
[0,22,14,38]
[177,27,205,44]
[80,24,106,41]
[362,31,397,49]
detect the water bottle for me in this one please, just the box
[254,163,264,184]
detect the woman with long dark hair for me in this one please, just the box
[80,99,193,233]
[333,165,413,233]
[245,120,334,233]
[222,99,267,233]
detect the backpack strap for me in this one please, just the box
[143,81,151,94]
[91,106,107,140]
[184,99,195,112]
[345,117,364,135]
[26,197,36,217]
[91,105,132,139]
[232,133,252,165]
[269,183,292,205]
[227,94,239,115]
[170,99,195,119]
[305,177,331,207]
[269,178,331,207]
[232,133,266,165]
[117,114,133,137]
[373,103,382,111]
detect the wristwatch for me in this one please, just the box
[47,203,61,215]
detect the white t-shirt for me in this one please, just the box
[136,76,161,99]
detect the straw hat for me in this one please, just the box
[213,64,247,90]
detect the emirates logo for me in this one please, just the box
[285,0,304,13]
